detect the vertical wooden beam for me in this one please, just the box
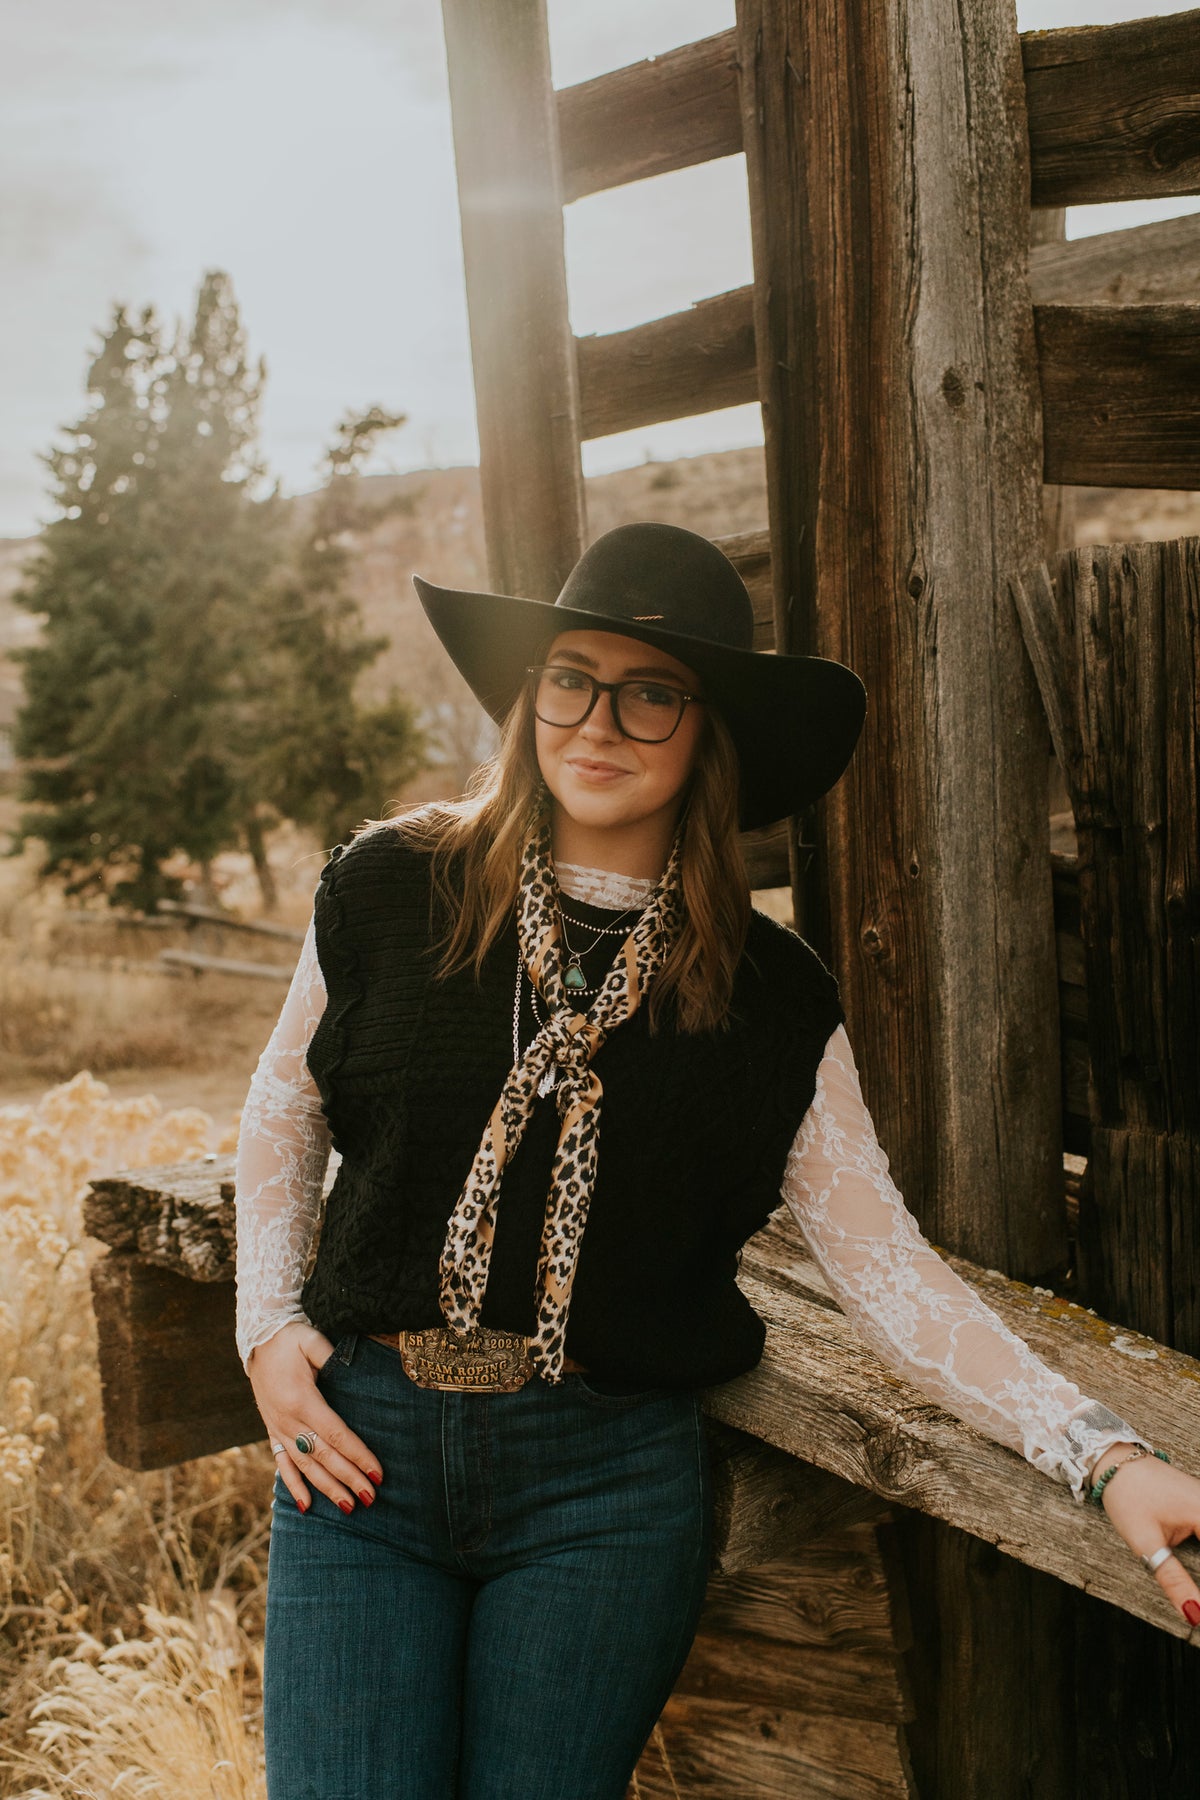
[735,5,1070,1793]
[440,0,585,599]
[734,0,1063,1280]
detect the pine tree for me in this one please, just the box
[14,274,424,910]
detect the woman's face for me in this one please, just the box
[533,629,706,846]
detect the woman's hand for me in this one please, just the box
[247,1322,383,1515]
[1092,1443,1200,1628]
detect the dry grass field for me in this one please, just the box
[0,831,321,1797]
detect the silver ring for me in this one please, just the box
[294,1431,318,1457]
[270,1442,286,1458]
[1140,1546,1178,1574]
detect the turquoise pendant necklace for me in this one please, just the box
[558,902,642,992]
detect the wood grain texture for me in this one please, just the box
[635,1694,916,1798]
[90,1255,263,1470]
[735,0,1063,1282]
[714,526,774,648]
[706,1419,889,1572]
[701,1527,902,1651]
[1036,304,1200,489]
[1030,211,1200,307]
[556,31,741,203]
[440,0,583,598]
[554,12,1200,210]
[1023,11,1200,207]
[715,1204,1200,1644]
[1028,539,1200,1354]
[575,287,757,441]
[86,1158,238,1281]
[671,1626,911,1722]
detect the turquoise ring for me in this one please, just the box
[294,1431,317,1457]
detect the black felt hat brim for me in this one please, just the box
[413,575,867,833]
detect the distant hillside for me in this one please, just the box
[2,451,1197,787]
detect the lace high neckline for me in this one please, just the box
[556,861,656,911]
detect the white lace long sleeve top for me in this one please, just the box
[234,867,1144,1499]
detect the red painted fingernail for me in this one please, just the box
[358,1489,374,1506]
[298,1499,309,1515]
[337,1499,354,1515]
[1183,1600,1200,1626]
[368,1469,383,1485]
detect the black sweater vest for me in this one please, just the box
[302,826,844,1389]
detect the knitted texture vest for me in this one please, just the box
[302,826,845,1389]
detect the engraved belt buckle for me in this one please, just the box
[397,1326,534,1392]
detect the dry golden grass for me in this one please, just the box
[0,1066,273,1798]
[0,843,299,1100]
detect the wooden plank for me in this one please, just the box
[85,1156,1200,1635]
[155,899,304,941]
[672,1626,911,1723]
[1023,12,1200,208]
[720,1207,1200,1644]
[556,31,741,203]
[553,11,1200,214]
[741,820,790,890]
[575,287,757,441]
[440,0,584,599]
[90,1255,263,1470]
[572,282,1199,491]
[1053,853,1091,1156]
[557,14,1200,210]
[640,1694,915,1799]
[1016,539,1200,1353]
[159,948,291,981]
[975,638,1200,1800]
[714,527,774,648]
[707,1420,888,1573]
[1030,211,1200,308]
[735,0,1062,1277]
[1036,304,1200,490]
[1030,205,1077,564]
[701,1525,901,1651]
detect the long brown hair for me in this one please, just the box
[385,683,751,1033]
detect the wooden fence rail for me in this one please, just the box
[555,13,1200,206]
[574,286,1200,487]
[83,1156,1200,1643]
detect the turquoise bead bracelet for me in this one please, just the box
[1088,1445,1171,1507]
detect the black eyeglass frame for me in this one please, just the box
[525,663,706,744]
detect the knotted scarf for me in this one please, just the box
[437,819,685,1382]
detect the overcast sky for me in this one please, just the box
[1,0,1195,539]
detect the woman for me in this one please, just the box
[236,523,1200,1800]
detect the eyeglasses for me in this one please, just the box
[526,664,704,744]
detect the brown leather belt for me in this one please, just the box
[368,1326,587,1391]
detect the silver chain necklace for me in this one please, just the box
[511,901,644,1096]
[512,951,566,1097]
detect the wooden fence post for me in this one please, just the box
[734,0,1063,1279]
[440,0,585,598]
[734,2,1071,1789]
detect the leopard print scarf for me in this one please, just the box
[437,819,685,1382]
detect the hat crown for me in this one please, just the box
[553,523,754,653]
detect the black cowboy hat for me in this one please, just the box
[413,522,866,832]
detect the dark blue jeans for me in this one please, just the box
[263,1333,713,1800]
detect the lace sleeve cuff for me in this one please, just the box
[1048,1400,1152,1501]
